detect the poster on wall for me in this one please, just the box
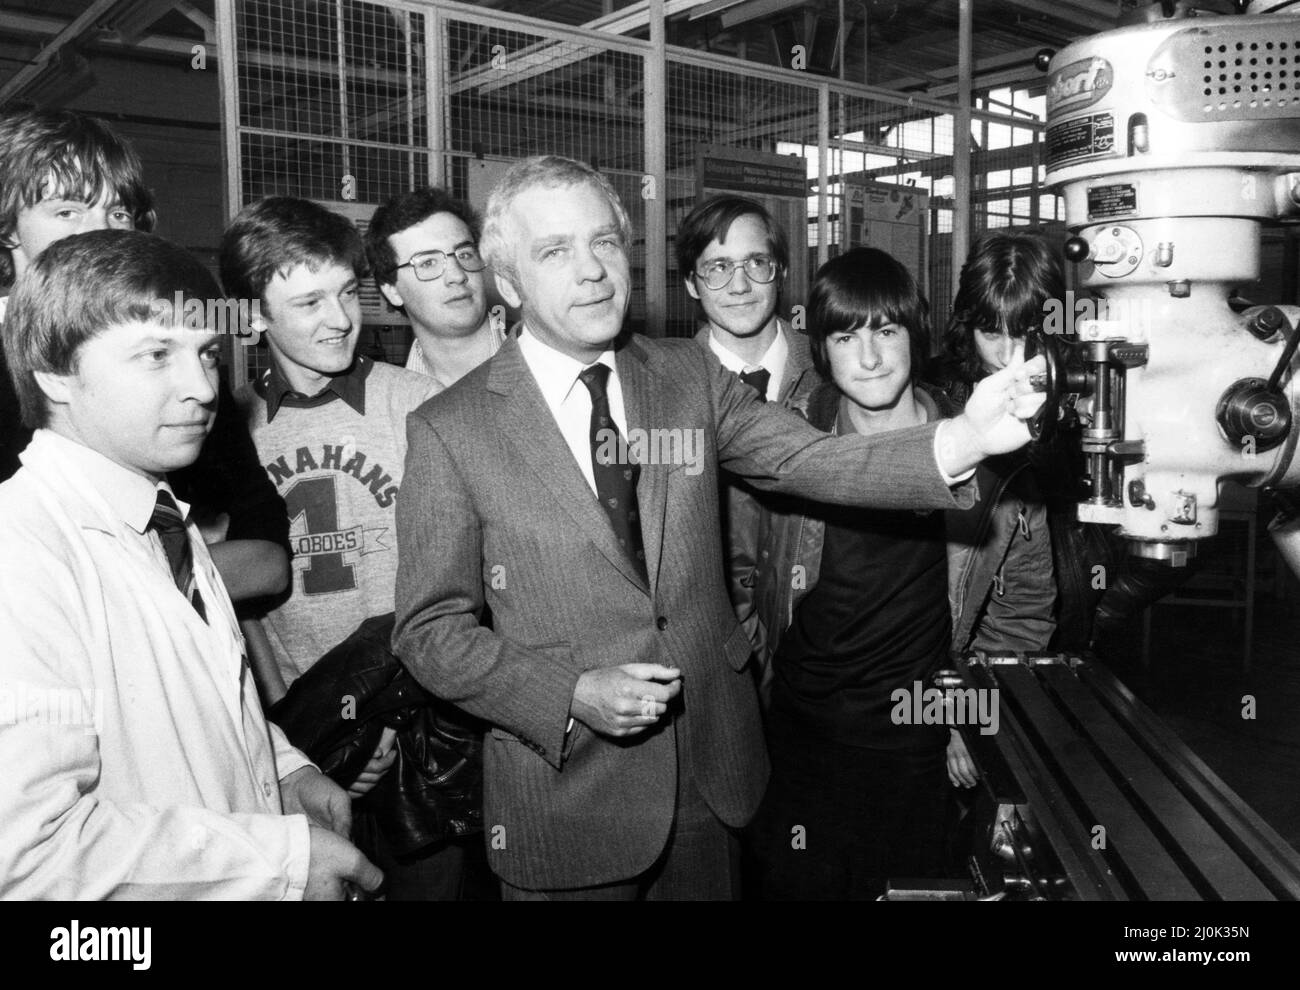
[842,181,928,282]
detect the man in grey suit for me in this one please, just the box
[393,155,1043,900]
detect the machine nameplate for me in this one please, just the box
[1048,113,1116,171]
[1088,182,1138,220]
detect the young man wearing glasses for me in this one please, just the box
[366,187,505,389]
[678,195,818,689]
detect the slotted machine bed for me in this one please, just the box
[886,654,1300,901]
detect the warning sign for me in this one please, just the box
[1047,113,1116,171]
[1087,183,1138,221]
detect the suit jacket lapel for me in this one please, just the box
[488,336,650,594]
[698,320,812,406]
[617,337,667,595]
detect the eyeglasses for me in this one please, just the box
[393,247,487,281]
[693,254,778,291]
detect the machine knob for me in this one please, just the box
[1216,378,1292,452]
[1247,306,1286,341]
[1064,236,1090,263]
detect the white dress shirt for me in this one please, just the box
[517,326,628,495]
[706,321,789,403]
[0,430,312,899]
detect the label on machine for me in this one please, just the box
[1047,112,1115,171]
[1086,182,1138,221]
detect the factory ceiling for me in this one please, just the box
[0,1,1186,112]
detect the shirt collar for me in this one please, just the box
[0,294,8,325]
[409,322,507,385]
[255,353,373,423]
[517,324,617,407]
[707,320,789,391]
[26,429,190,535]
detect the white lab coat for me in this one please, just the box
[0,430,312,899]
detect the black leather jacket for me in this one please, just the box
[268,613,483,856]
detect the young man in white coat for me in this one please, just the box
[0,228,380,899]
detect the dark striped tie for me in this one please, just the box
[150,489,207,622]
[578,363,648,583]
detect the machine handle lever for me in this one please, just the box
[1266,314,1300,393]
[1110,440,1146,458]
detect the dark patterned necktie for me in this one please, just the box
[578,363,647,583]
[150,489,207,622]
[739,367,771,401]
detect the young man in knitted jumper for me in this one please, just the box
[221,197,468,898]
[222,196,438,699]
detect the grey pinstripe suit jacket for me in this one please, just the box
[393,331,973,890]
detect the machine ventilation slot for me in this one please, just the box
[1201,38,1297,113]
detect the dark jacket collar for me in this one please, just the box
[255,353,374,423]
[692,319,818,403]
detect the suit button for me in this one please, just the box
[656,616,668,631]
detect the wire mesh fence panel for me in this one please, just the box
[973,111,1050,232]
[827,92,956,344]
[231,0,430,375]
[663,57,822,337]
[222,1,1052,361]
[237,0,342,139]
[442,15,649,329]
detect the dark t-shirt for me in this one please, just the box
[771,499,951,751]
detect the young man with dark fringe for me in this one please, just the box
[0,229,380,899]
[0,109,154,481]
[365,187,506,388]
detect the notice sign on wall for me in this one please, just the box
[695,144,811,308]
[697,148,809,200]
